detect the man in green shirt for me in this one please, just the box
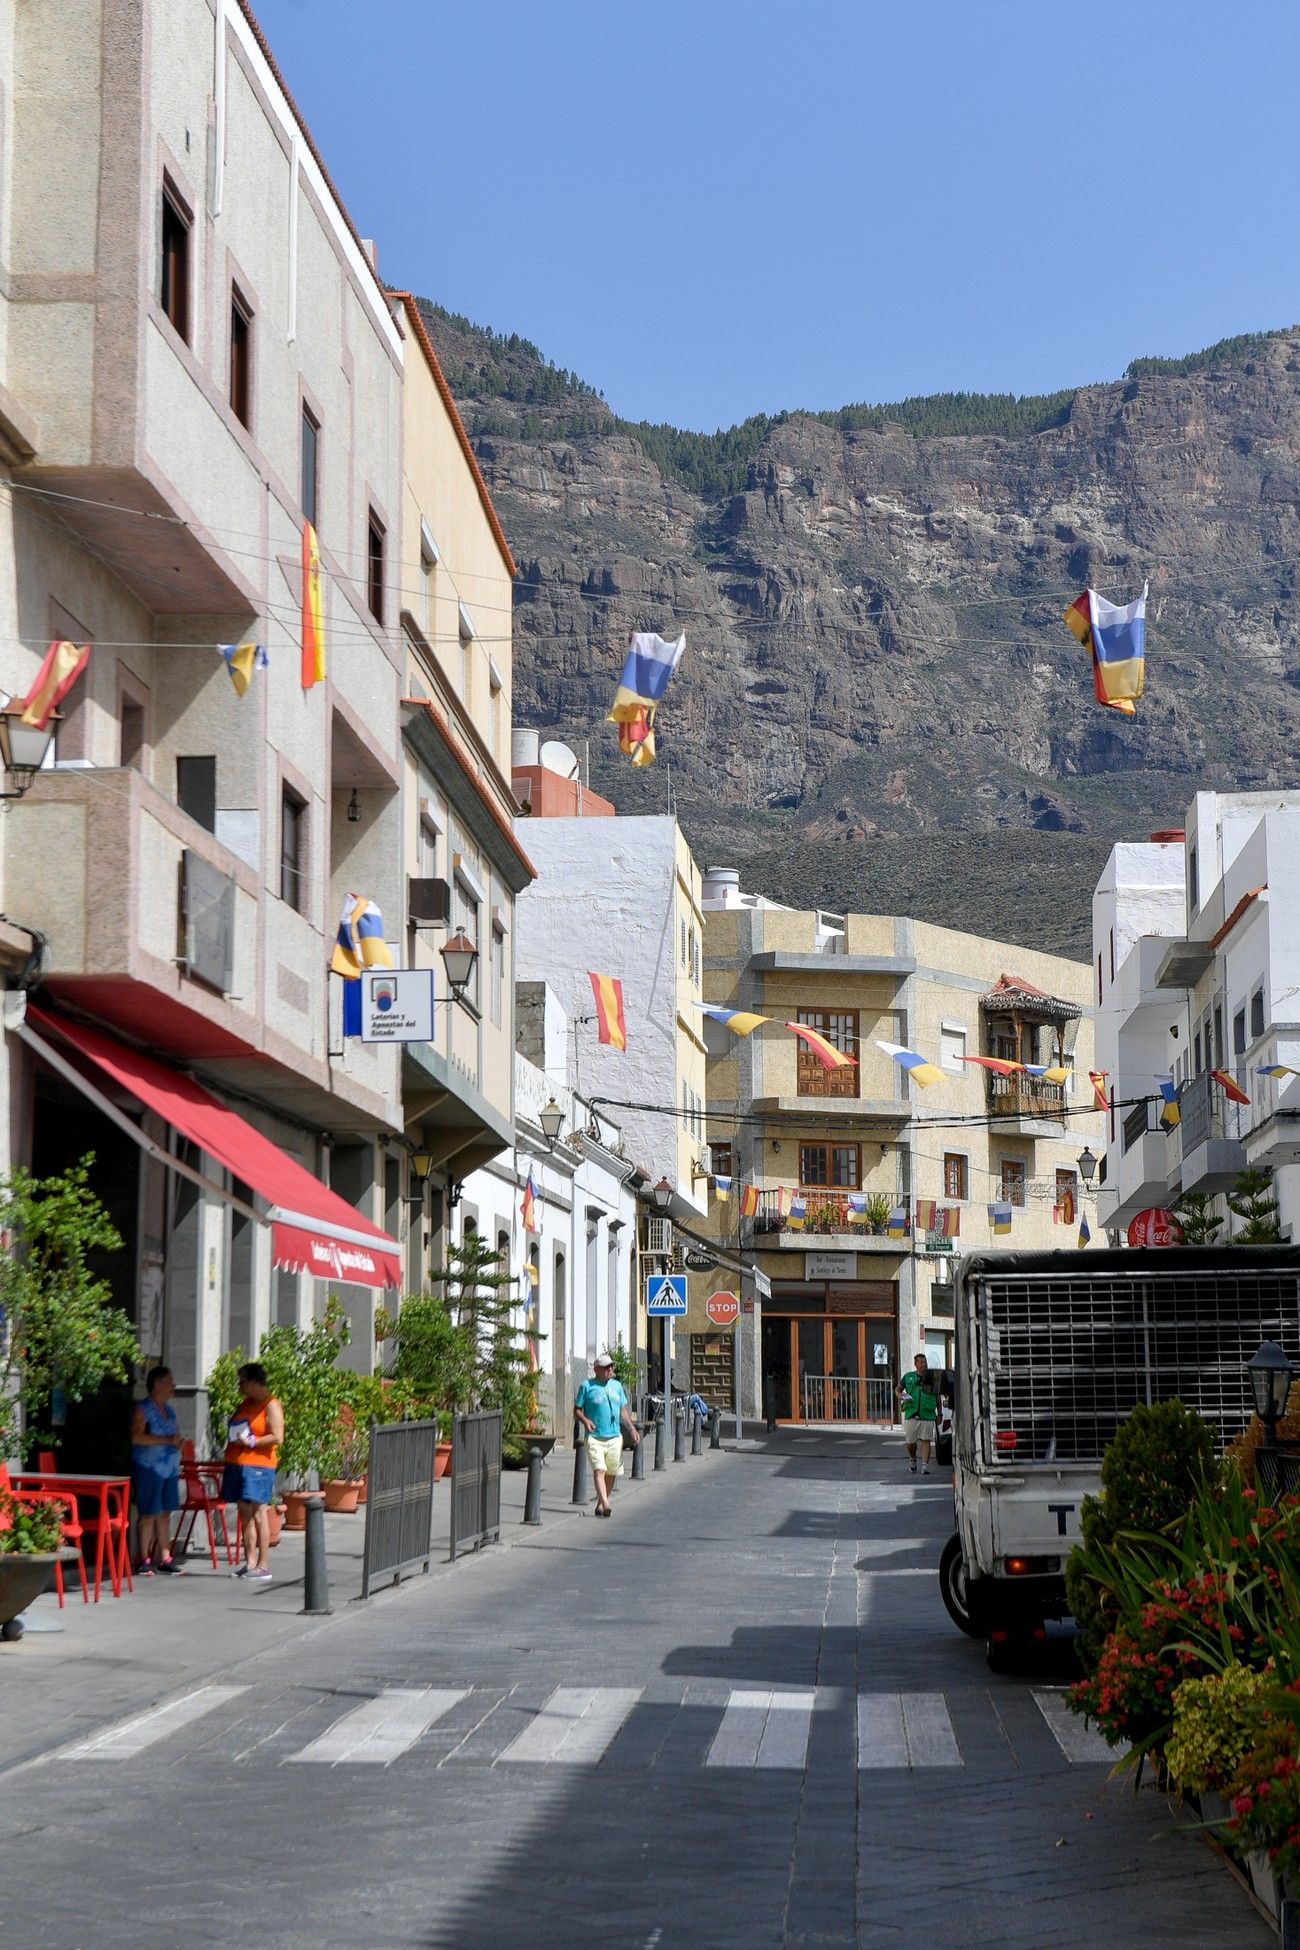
[897,1351,938,1475]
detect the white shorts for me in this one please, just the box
[905,1419,936,1443]
[586,1433,623,1476]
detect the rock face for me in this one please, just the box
[423,304,1300,951]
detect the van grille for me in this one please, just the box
[975,1266,1300,1464]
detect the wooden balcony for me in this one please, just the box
[985,1071,1066,1123]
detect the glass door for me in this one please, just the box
[829,1318,860,1421]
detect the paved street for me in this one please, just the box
[0,1434,1271,1950]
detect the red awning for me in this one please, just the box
[26,1007,401,1290]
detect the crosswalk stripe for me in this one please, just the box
[495,1687,642,1764]
[706,1689,816,1769]
[1032,1689,1114,1764]
[62,1686,248,1760]
[286,1689,466,1765]
[857,1693,962,1768]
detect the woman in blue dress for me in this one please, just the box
[130,1365,184,1574]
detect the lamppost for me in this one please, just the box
[1076,1146,1098,1188]
[0,707,58,798]
[439,929,478,1000]
[406,1148,433,1214]
[539,1098,565,1148]
[1246,1341,1297,1451]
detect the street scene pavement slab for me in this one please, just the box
[0,1435,1272,1950]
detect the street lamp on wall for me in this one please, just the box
[539,1098,565,1148]
[1076,1146,1098,1186]
[0,707,58,799]
[439,929,478,999]
[1247,1341,1297,1447]
[652,1177,673,1213]
[406,1148,434,1212]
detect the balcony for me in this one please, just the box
[1101,1098,1176,1228]
[7,767,397,1129]
[1171,1072,1246,1197]
[753,1188,908,1250]
[984,1070,1067,1130]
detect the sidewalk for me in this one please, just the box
[0,1438,725,1775]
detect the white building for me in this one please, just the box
[454,983,643,1432]
[512,808,708,1218]
[1095,793,1300,1239]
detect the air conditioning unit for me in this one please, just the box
[693,1146,713,1178]
[645,1216,673,1258]
[407,876,450,927]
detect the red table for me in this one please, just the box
[14,1473,132,1601]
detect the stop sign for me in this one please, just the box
[1128,1208,1182,1248]
[705,1290,740,1328]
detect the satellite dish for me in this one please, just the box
[539,739,580,780]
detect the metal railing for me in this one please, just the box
[360,1417,440,1599]
[1123,1101,1155,1153]
[754,1188,908,1236]
[1256,1446,1300,1499]
[800,1375,896,1423]
[450,1409,502,1560]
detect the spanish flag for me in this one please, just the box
[301,520,325,689]
[1211,1068,1250,1105]
[940,1206,960,1239]
[521,1170,538,1233]
[1055,1188,1076,1227]
[588,971,627,1051]
[19,638,89,729]
[788,1021,856,1071]
[740,1183,760,1219]
[915,1199,939,1234]
[1088,1071,1110,1113]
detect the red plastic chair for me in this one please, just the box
[0,1463,87,1607]
[173,1440,235,1568]
[31,1453,131,1600]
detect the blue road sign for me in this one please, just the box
[645,1273,687,1315]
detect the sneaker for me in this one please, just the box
[156,1556,184,1575]
[922,1466,931,1476]
[908,1458,917,1474]
[138,1558,155,1577]
[230,1564,248,1580]
[246,1567,273,1583]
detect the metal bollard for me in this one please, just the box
[301,1493,332,1614]
[631,1426,646,1479]
[571,1421,590,1505]
[690,1407,703,1455]
[654,1404,666,1471]
[523,1443,544,1525]
[673,1400,687,1463]
[709,1408,722,1450]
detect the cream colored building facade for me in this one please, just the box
[696,873,1101,1423]
[390,295,531,1287]
[0,1,521,1444]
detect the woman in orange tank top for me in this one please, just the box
[220,1362,284,1582]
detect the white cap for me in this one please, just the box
[594,1351,614,1368]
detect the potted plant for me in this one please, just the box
[376,1282,475,1475]
[0,1158,138,1460]
[864,1193,893,1236]
[0,1491,79,1641]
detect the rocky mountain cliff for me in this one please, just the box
[420,304,1300,958]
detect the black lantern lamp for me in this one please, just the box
[652,1177,673,1212]
[539,1098,565,1147]
[1076,1146,1098,1186]
[0,706,58,798]
[1247,1341,1296,1446]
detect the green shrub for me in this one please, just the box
[1065,1400,1217,1669]
[1167,1663,1275,1794]
[0,1491,64,1554]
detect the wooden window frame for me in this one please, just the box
[943,1152,968,1201]
[710,1141,734,1180]
[367,509,386,625]
[229,285,253,428]
[999,1158,1027,1207]
[160,178,191,342]
[795,1007,860,1100]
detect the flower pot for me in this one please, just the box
[266,1503,283,1548]
[1247,1849,1280,1920]
[0,1551,79,1640]
[323,1478,363,1514]
[433,1441,452,1481]
[282,1489,313,1531]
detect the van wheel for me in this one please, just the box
[939,1532,980,1637]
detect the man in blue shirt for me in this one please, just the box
[574,1353,640,1518]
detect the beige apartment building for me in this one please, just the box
[694,872,1101,1424]
[0,1,521,1448]
[391,294,531,1286]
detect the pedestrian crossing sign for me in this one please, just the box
[645,1273,687,1315]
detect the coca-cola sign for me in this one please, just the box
[1127,1208,1182,1248]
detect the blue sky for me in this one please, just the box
[256,0,1300,431]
